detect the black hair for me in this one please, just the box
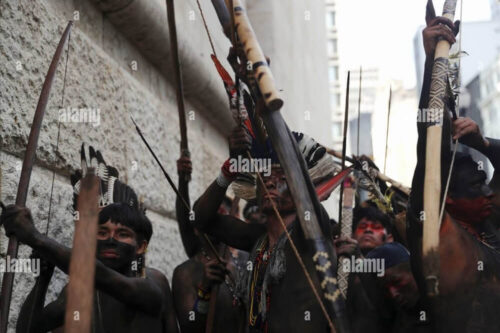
[99,203,153,243]
[449,152,482,193]
[353,204,393,234]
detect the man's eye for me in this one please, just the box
[372,224,383,230]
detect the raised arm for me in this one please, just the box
[176,154,200,258]
[193,126,266,252]
[1,206,164,316]
[409,15,459,220]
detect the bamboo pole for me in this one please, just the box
[422,0,458,297]
[231,0,284,111]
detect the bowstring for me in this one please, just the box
[195,2,335,331]
[439,0,464,225]
[45,28,72,235]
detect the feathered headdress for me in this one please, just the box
[71,144,142,212]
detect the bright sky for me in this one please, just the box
[337,0,492,88]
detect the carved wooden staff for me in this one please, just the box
[337,72,354,299]
[422,0,458,297]
[166,0,190,181]
[0,21,73,333]
[64,171,100,333]
[337,178,355,299]
[216,1,350,332]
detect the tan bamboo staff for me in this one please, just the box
[64,171,100,332]
[231,0,283,111]
[422,0,458,297]
[325,148,411,196]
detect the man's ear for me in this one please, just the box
[136,240,148,255]
[426,0,436,26]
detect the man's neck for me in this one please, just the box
[265,211,297,248]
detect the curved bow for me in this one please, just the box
[0,21,73,333]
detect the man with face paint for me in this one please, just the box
[3,148,179,333]
[332,204,397,333]
[451,116,500,232]
[407,13,500,332]
[171,155,246,333]
[193,126,338,333]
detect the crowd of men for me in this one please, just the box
[1,10,500,333]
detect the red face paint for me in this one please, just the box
[446,195,493,224]
[354,219,387,251]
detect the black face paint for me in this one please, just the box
[97,237,137,273]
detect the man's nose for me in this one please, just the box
[483,184,494,198]
[265,178,276,189]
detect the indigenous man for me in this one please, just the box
[333,204,395,333]
[172,155,246,333]
[193,125,338,332]
[364,243,429,332]
[408,12,500,332]
[1,146,178,333]
[452,116,500,230]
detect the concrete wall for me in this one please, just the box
[0,0,330,330]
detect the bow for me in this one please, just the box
[165,0,191,178]
[210,1,350,332]
[0,21,73,333]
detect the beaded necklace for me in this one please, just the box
[248,238,272,331]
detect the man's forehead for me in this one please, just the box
[99,220,134,231]
[358,218,383,225]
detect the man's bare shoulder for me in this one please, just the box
[145,267,170,291]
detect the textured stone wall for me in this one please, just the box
[0,0,228,330]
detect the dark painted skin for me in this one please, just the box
[172,155,245,333]
[1,206,179,333]
[408,13,500,331]
[192,125,333,332]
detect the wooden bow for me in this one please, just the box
[0,21,73,333]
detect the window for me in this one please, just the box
[330,94,338,109]
[328,66,339,83]
[326,11,336,29]
[332,122,342,139]
[327,39,338,57]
